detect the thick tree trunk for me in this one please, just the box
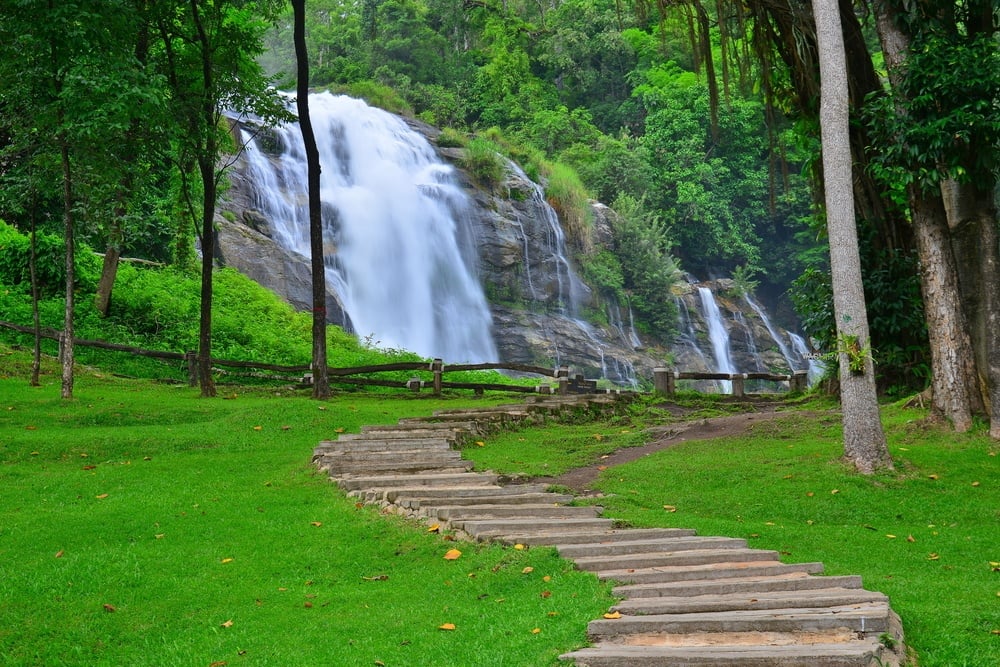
[197,155,217,398]
[292,0,330,399]
[942,178,1000,436]
[813,0,891,473]
[910,185,978,430]
[874,2,981,430]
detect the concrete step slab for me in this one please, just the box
[454,516,616,537]
[315,437,455,452]
[586,601,892,638]
[613,587,889,615]
[494,527,700,546]
[575,548,780,573]
[557,536,747,559]
[335,472,498,491]
[396,493,575,510]
[363,421,477,434]
[384,484,550,502]
[596,561,826,585]
[429,504,601,520]
[325,458,473,475]
[560,640,885,667]
[615,573,865,599]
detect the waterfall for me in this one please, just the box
[238,92,497,363]
[790,332,826,385]
[697,287,736,393]
[508,162,590,315]
[744,293,796,371]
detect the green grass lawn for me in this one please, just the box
[0,353,612,666]
[4,346,999,667]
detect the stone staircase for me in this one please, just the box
[312,396,905,666]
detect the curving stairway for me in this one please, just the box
[312,395,905,666]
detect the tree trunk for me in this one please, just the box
[292,0,330,399]
[813,0,891,473]
[909,184,978,430]
[874,2,981,430]
[60,140,75,400]
[29,197,41,387]
[942,178,1000,436]
[95,241,121,317]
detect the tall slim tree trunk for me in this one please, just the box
[292,0,330,399]
[29,193,41,387]
[874,2,980,430]
[95,220,122,317]
[60,140,75,400]
[813,0,891,473]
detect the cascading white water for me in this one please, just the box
[744,293,797,371]
[790,332,826,385]
[239,92,497,363]
[732,311,765,372]
[698,287,737,393]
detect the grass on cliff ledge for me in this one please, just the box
[0,348,612,667]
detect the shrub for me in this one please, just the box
[541,161,593,253]
[460,137,506,188]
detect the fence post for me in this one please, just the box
[407,378,422,392]
[185,351,198,387]
[555,366,569,396]
[731,373,746,398]
[653,367,675,396]
[791,370,809,393]
[431,358,443,396]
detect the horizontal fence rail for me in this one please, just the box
[1,321,809,396]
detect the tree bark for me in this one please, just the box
[29,194,41,387]
[292,0,330,399]
[813,0,891,473]
[873,1,981,430]
[942,178,1000,436]
[60,139,75,400]
[95,239,121,317]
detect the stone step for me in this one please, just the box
[614,573,865,599]
[324,458,473,475]
[586,601,892,638]
[383,484,550,503]
[557,535,747,559]
[495,527,700,546]
[315,437,455,452]
[454,516,616,537]
[560,639,886,667]
[576,548,780,573]
[613,587,888,615]
[395,492,575,510]
[323,449,463,463]
[363,421,477,434]
[335,471,498,491]
[427,503,601,521]
[595,561,826,585]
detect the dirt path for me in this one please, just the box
[536,403,825,493]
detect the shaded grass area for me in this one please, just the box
[467,398,1000,667]
[0,355,613,666]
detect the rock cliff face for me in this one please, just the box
[215,108,811,388]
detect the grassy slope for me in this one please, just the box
[0,353,612,667]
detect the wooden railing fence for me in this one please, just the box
[0,320,809,396]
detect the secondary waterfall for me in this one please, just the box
[698,286,736,392]
[239,92,497,363]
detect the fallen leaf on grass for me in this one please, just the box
[990,561,1000,572]
[304,602,313,608]
[886,534,897,539]
[531,628,541,634]
[928,474,939,480]
[25,425,37,431]
[443,549,462,560]
[103,604,116,613]
[362,575,389,581]
[252,426,263,431]
[602,611,621,619]
[522,567,534,574]
[310,521,323,527]
[82,465,96,470]
[220,619,233,628]
[95,494,109,500]
[209,662,227,667]
[540,591,551,598]
[427,523,440,533]
[928,553,940,561]
[438,623,456,631]
[907,535,916,543]
[475,441,485,447]
[542,575,551,582]
[221,558,234,564]
[972,481,980,487]
[662,505,676,512]
[513,543,525,550]
[54,550,64,558]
